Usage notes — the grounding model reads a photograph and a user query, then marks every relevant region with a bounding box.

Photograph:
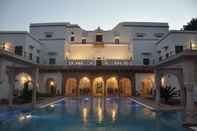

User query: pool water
[0,97,188,131]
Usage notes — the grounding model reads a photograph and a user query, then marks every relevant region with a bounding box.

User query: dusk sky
[0,0,197,31]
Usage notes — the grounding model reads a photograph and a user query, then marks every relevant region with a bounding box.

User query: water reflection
[64,97,133,125]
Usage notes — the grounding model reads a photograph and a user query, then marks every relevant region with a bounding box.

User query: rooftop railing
[65,59,132,66]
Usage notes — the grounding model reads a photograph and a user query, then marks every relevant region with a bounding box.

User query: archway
[119,78,132,96]
[65,78,77,96]
[46,78,57,95]
[160,74,181,104]
[79,77,91,96]
[106,77,118,96]
[93,77,104,96]
[141,77,154,98]
[15,72,32,96]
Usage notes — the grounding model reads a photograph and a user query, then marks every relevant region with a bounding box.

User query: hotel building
[0,22,197,111]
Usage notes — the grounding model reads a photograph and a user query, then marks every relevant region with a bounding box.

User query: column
[103,77,106,97]
[130,74,136,96]
[62,74,66,96]
[155,70,161,104]
[8,69,14,108]
[185,84,194,112]
[182,60,195,124]
[32,67,39,108]
[177,73,186,106]
[184,83,194,124]
[76,77,79,96]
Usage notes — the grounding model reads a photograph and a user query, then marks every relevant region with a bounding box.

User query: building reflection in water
[64,97,133,126]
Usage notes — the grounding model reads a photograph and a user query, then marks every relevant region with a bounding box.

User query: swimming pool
[0,97,188,131]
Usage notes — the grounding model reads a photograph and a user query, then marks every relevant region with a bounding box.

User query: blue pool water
[0,97,188,131]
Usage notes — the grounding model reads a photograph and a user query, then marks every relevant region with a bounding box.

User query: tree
[183,18,197,31]
[160,86,178,103]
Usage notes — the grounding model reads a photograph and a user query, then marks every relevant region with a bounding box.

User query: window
[36,56,40,64]
[70,36,75,42]
[175,45,183,54]
[159,56,162,62]
[96,35,103,42]
[45,32,53,38]
[37,49,40,54]
[154,33,164,38]
[15,46,23,56]
[143,58,150,65]
[165,53,169,58]
[29,53,33,60]
[136,33,145,38]
[49,58,56,64]
[114,39,119,44]
[82,39,86,44]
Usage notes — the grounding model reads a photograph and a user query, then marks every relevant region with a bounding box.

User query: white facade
[1,22,197,100]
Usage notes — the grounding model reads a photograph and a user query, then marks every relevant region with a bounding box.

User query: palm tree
[183,18,197,31]
[160,86,178,103]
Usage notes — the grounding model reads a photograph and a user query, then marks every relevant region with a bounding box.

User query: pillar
[155,70,161,104]
[184,83,194,124]
[177,72,186,106]
[76,77,79,96]
[182,60,195,124]
[130,74,136,96]
[8,69,14,108]
[185,84,194,112]
[32,67,39,108]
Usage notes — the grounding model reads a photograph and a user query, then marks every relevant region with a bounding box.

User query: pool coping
[38,98,65,108]
[128,97,155,110]
[38,97,156,110]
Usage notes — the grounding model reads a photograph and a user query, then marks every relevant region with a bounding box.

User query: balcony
[65,59,132,66]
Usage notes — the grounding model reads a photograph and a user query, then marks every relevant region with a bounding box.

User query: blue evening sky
[0,0,197,31]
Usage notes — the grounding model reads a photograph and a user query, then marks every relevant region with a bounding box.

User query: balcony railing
[65,59,132,66]
[66,59,96,65]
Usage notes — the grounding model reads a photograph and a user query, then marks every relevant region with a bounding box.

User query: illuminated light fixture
[161,77,165,87]
[111,77,116,81]
[18,113,32,121]
[191,43,197,50]
[50,104,55,108]
[26,114,32,119]
[49,81,55,86]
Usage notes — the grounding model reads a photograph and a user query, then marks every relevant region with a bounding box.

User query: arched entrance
[15,72,32,96]
[79,77,91,96]
[65,78,77,96]
[93,77,104,96]
[160,74,181,103]
[46,78,56,95]
[141,77,154,98]
[119,78,132,96]
[106,77,118,96]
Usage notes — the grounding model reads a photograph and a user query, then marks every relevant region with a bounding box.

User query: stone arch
[65,78,77,96]
[119,78,132,96]
[46,78,57,95]
[15,72,32,96]
[93,77,104,96]
[155,68,185,105]
[106,77,118,96]
[79,77,91,96]
[141,76,154,98]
